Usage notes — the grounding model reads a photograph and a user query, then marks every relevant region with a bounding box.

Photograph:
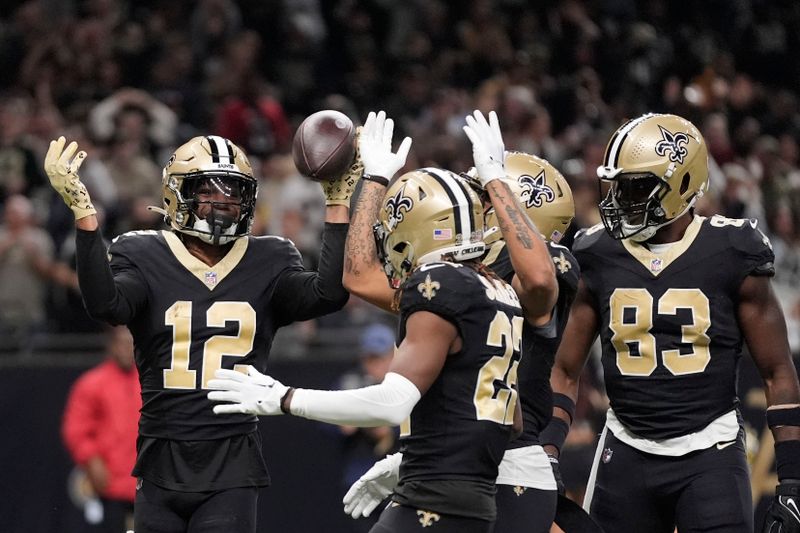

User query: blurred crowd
[2,0,799,517]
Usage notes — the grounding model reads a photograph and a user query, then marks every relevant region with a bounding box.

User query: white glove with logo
[462,110,506,187]
[359,111,412,181]
[44,136,96,220]
[342,452,402,519]
[207,366,289,416]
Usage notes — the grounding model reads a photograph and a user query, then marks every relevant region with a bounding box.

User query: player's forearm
[75,228,130,323]
[765,376,800,442]
[288,372,420,427]
[344,181,385,282]
[486,180,557,314]
[343,181,396,311]
[76,214,98,231]
[317,222,350,305]
[550,363,580,403]
[325,204,349,224]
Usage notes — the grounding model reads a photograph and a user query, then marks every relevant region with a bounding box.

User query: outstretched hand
[44,136,96,220]
[463,109,506,187]
[359,111,412,180]
[207,366,290,416]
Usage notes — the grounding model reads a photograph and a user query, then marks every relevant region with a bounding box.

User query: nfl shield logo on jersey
[649,258,663,272]
[602,448,613,464]
[205,271,218,286]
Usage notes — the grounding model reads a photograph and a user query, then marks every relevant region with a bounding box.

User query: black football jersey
[483,240,581,447]
[574,215,775,440]
[106,230,307,440]
[393,261,523,519]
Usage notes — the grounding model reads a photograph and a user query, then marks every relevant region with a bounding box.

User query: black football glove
[548,453,566,496]
[763,480,800,533]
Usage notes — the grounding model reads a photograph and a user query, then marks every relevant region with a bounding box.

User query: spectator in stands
[62,326,140,533]
[0,194,54,339]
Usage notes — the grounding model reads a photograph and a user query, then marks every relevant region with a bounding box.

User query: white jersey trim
[495,444,557,490]
[605,408,739,456]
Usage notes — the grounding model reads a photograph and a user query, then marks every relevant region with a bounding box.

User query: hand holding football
[292,110,356,181]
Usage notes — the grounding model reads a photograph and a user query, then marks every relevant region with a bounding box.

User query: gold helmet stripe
[605,113,655,169]
[422,167,475,239]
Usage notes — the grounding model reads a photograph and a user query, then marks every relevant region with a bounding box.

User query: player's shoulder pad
[248,234,303,265]
[401,262,472,314]
[705,215,775,275]
[109,229,161,254]
[705,215,773,254]
[571,223,606,254]
[549,242,581,291]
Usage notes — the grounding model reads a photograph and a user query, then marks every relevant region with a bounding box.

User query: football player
[44,134,353,533]
[207,111,526,532]
[342,111,571,532]
[549,113,800,533]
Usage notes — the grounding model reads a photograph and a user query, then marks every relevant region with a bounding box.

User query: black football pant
[134,478,258,533]
[494,485,557,532]
[585,429,752,533]
[99,497,133,533]
[369,502,493,533]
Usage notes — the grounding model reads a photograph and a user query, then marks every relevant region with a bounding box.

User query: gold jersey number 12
[163,301,256,389]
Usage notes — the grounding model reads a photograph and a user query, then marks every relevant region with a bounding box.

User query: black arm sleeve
[75,229,147,325]
[272,222,350,325]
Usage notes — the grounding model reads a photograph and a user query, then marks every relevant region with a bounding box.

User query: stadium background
[1,0,799,531]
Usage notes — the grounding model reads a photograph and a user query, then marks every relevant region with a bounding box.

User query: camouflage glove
[44,136,96,220]
[322,127,364,207]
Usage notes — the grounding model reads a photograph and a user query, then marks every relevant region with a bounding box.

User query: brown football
[292,110,356,181]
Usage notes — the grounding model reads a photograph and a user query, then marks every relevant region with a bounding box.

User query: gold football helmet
[373,167,485,288]
[161,135,257,245]
[483,151,574,244]
[597,113,709,241]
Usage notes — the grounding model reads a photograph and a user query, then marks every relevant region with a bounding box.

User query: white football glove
[342,452,402,519]
[207,366,289,416]
[463,110,506,187]
[44,136,96,220]
[359,111,412,180]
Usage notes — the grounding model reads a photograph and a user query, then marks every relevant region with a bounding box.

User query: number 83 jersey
[574,215,775,440]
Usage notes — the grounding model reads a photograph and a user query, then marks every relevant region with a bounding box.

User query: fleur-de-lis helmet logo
[518,170,555,208]
[385,185,414,230]
[655,124,690,164]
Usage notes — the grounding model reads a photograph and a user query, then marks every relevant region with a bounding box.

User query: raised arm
[45,137,144,324]
[343,111,411,313]
[463,110,557,325]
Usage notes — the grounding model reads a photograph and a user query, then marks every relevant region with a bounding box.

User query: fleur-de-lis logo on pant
[518,170,555,208]
[654,125,690,164]
[416,509,441,527]
[385,186,414,230]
